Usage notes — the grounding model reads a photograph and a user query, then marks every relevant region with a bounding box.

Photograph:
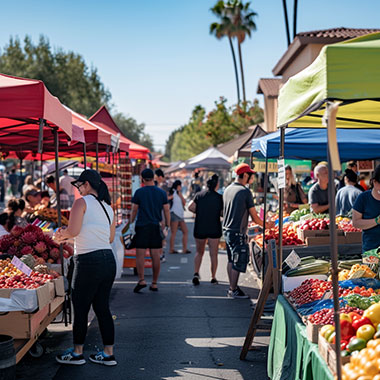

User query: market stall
[0,72,83,365]
[259,32,380,379]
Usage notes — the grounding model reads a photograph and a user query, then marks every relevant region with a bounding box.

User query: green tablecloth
[267,295,334,380]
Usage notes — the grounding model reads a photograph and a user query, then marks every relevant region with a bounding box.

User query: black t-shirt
[132,186,168,226]
[193,190,223,239]
[222,182,255,233]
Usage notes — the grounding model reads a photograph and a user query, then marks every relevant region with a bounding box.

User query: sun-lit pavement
[16,214,270,380]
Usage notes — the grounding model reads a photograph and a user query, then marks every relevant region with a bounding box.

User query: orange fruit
[364,361,379,376]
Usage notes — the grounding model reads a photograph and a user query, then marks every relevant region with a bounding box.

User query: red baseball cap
[235,163,255,175]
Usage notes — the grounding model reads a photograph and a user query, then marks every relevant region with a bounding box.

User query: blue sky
[0,0,379,150]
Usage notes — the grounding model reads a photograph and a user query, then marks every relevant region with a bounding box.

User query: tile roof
[296,27,380,39]
[273,27,380,76]
[257,78,282,97]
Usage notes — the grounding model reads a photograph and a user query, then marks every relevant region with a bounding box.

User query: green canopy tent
[276,32,380,379]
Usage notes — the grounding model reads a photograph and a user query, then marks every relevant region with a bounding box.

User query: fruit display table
[268,295,333,380]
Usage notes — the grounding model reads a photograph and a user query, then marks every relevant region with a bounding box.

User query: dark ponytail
[96,180,112,205]
[207,174,219,191]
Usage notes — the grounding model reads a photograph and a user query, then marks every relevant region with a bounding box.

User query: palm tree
[227,0,257,104]
[210,1,241,104]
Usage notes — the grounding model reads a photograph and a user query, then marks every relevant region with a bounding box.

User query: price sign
[11,256,32,276]
[277,159,286,189]
[284,250,301,270]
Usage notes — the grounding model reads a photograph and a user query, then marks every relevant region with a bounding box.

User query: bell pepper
[348,312,362,322]
[341,340,348,351]
[340,320,355,340]
[352,316,373,331]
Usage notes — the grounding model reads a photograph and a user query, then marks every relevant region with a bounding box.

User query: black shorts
[224,230,249,273]
[194,232,222,240]
[133,224,163,249]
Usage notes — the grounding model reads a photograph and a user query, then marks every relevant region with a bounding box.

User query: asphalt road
[16,216,270,380]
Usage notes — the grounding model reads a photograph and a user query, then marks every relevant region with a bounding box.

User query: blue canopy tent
[251,128,380,160]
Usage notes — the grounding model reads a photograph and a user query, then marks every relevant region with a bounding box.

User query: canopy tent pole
[31,160,35,182]
[53,128,68,327]
[112,152,116,214]
[95,142,99,172]
[325,103,342,380]
[40,153,44,190]
[19,159,23,179]
[83,143,87,169]
[261,156,269,281]
[277,126,285,294]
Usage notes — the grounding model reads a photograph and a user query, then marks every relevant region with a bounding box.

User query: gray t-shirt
[222,182,255,233]
[308,182,329,212]
[335,185,362,216]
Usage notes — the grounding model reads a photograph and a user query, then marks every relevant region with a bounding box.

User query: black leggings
[72,249,116,346]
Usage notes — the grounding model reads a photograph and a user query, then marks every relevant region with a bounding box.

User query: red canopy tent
[89,106,150,160]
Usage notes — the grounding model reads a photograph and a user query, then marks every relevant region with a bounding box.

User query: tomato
[341,340,348,351]
[356,324,375,341]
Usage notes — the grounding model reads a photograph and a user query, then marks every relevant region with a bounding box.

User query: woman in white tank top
[54,170,118,366]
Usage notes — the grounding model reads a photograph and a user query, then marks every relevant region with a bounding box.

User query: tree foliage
[165,97,263,162]
[0,35,111,118]
[112,113,154,151]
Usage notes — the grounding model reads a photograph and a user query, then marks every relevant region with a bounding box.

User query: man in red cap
[223,163,267,298]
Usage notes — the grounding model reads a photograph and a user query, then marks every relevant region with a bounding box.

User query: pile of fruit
[0,225,73,264]
[309,307,363,325]
[288,279,332,306]
[33,205,69,226]
[0,258,59,289]
[299,218,330,231]
[254,223,304,247]
[338,264,376,281]
[319,303,380,378]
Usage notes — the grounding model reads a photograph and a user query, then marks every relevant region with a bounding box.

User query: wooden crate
[306,321,324,344]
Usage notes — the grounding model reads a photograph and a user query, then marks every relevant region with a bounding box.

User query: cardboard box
[54,277,65,297]
[282,274,328,292]
[47,281,55,300]
[345,231,362,244]
[0,282,51,310]
[306,321,323,343]
[305,235,346,246]
[49,296,64,315]
[0,303,49,339]
[298,228,344,242]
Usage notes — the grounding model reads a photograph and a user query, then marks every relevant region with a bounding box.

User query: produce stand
[268,295,333,380]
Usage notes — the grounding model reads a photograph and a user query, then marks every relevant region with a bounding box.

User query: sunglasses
[73,182,85,190]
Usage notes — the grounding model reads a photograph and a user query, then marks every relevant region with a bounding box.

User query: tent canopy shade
[251,128,380,161]
[183,147,231,170]
[89,106,148,157]
[0,73,73,138]
[277,32,380,129]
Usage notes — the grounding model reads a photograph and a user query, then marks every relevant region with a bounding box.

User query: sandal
[169,250,179,254]
[133,279,147,293]
[149,282,158,292]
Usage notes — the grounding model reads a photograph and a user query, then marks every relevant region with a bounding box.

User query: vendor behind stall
[335,169,362,216]
[24,187,42,209]
[352,165,380,252]
[46,175,70,209]
[284,165,307,213]
[308,164,330,214]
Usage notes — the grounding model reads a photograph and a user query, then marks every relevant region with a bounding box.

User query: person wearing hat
[54,169,117,366]
[223,163,269,299]
[24,187,42,208]
[129,168,170,292]
[335,169,362,216]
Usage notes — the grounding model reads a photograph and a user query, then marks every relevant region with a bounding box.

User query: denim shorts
[224,230,249,273]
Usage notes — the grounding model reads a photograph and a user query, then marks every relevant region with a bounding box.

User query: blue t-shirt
[353,190,380,252]
[335,185,362,216]
[132,186,168,226]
